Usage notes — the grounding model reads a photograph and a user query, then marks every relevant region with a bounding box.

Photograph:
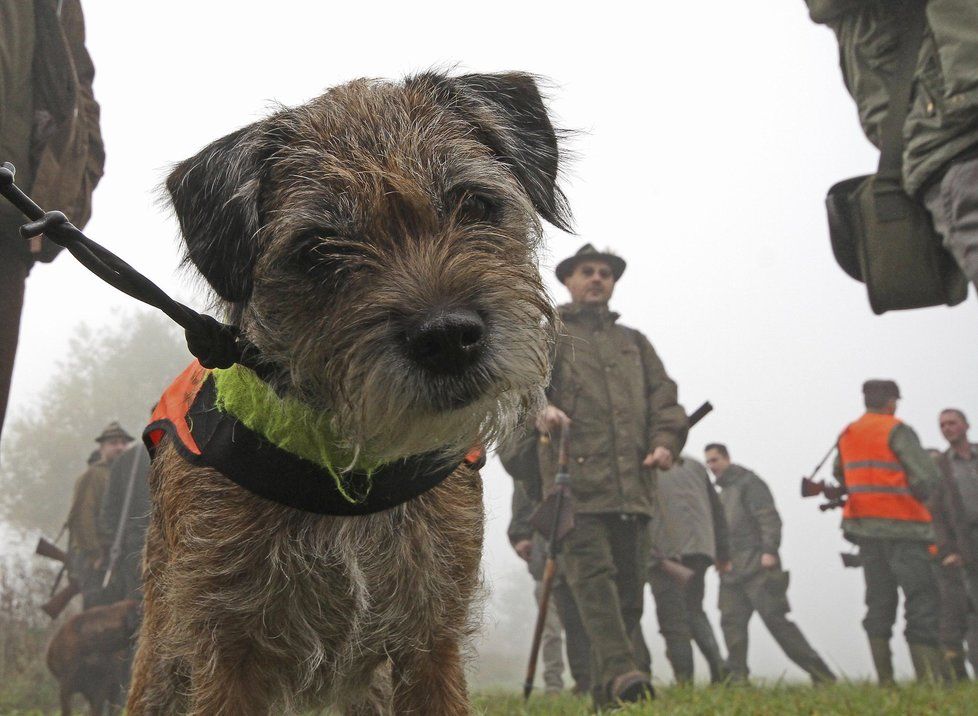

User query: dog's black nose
[407,308,486,374]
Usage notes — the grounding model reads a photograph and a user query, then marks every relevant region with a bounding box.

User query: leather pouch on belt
[826,174,967,314]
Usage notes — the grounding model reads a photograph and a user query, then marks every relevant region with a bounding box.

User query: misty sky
[5,1,978,684]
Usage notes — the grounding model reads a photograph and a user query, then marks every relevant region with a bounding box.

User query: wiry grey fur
[128,71,569,715]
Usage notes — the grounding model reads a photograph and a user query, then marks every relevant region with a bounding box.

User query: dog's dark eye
[457,193,499,224]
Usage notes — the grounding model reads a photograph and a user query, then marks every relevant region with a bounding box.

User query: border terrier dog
[127,72,569,715]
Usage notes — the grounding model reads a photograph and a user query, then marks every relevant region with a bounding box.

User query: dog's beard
[322,300,553,466]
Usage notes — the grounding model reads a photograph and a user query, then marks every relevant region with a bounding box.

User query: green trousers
[559,513,650,694]
[859,538,939,646]
[719,568,833,682]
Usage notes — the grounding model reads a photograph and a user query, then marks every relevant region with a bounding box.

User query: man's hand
[642,446,673,470]
[535,405,570,434]
[760,553,779,569]
[513,539,533,562]
[716,560,732,574]
[943,553,963,568]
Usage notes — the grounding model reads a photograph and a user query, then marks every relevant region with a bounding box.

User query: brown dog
[47,599,139,715]
[127,72,568,714]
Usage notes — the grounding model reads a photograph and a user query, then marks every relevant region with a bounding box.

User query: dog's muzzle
[405,307,486,376]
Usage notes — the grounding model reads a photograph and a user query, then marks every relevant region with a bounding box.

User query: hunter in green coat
[705,444,835,685]
[536,244,687,706]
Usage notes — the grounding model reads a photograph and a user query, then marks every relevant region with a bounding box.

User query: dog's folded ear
[166,123,280,303]
[419,72,572,233]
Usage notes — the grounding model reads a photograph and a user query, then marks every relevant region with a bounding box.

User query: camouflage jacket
[806,0,978,196]
[716,464,782,584]
[538,303,687,517]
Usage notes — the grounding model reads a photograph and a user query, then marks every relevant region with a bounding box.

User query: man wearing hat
[536,244,688,705]
[833,380,943,683]
[65,421,133,608]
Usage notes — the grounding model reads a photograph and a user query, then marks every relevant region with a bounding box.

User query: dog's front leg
[390,637,470,716]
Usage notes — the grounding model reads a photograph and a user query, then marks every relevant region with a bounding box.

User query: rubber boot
[944,648,969,682]
[869,638,895,686]
[690,614,729,684]
[908,642,944,683]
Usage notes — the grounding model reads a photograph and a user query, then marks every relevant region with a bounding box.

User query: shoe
[610,670,654,703]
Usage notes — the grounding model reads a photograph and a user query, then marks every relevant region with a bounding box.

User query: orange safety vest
[839,413,931,523]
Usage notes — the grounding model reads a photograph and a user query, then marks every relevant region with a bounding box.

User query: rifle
[36,536,68,564]
[102,446,144,589]
[799,439,847,511]
[41,579,80,619]
[36,524,73,613]
[523,419,572,701]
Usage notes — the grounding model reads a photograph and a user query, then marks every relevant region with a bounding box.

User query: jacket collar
[716,463,747,488]
[559,302,620,326]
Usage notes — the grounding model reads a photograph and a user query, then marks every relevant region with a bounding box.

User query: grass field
[3,681,978,714]
[472,682,978,715]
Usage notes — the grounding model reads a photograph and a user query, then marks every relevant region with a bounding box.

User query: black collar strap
[145,375,484,516]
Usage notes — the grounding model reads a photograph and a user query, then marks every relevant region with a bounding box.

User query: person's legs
[889,540,942,681]
[718,579,752,682]
[683,556,727,683]
[648,564,693,684]
[935,562,970,680]
[552,578,591,693]
[610,517,651,662]
[859,539,899,684]
[747,569,835,683]
[560,515,641,700]
[0,2,37,444]
[534,580,565,693]
[923,156,978,292]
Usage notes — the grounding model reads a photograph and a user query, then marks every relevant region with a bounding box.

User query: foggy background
[3,0,977,687]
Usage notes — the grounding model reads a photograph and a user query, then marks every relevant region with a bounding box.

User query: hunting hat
[862,379,901,406]
[555,243,626,283]
[95,421,134,443]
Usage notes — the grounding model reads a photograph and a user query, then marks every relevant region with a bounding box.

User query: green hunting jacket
[67,459,112,559]
[716,464,782,584]
[806,0,978,196]
[537,303,688,518]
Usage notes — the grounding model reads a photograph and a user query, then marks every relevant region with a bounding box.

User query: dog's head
[166,72,569,463]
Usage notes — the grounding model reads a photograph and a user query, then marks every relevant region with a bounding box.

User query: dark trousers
[859,538,940,646]
[552,578,592,691]
[559,513,650,692]
[719,569,831,681]
[647,560,693,683]
[936,562,978,675]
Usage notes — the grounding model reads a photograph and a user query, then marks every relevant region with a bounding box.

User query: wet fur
[128,71,568,714]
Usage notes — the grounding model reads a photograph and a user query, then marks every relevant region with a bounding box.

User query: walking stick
[523,420,572,700]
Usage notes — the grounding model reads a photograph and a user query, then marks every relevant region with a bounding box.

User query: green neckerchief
[211,364,380,503]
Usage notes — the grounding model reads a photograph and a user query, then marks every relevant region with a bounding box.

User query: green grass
[3,682,978,714]
[473,682,978,715]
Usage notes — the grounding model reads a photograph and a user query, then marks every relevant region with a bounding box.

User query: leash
[0,162,261,372]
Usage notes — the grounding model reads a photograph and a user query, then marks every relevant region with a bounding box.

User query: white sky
[6,0,978,684]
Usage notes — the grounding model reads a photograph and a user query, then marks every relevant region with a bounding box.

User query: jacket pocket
[567,451,609,501]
